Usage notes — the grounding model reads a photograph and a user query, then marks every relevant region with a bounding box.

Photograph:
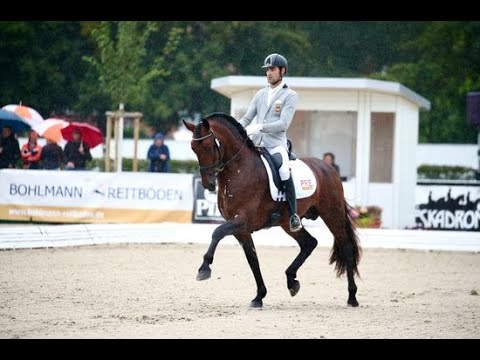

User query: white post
[117,103,124,172]
[355,92,371,206]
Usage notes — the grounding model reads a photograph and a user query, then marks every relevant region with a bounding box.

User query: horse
[183,112,361,308]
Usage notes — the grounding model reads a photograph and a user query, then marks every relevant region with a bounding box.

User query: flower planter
[350,205,382,229]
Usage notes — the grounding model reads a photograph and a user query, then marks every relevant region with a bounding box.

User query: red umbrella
[61,122,104,149]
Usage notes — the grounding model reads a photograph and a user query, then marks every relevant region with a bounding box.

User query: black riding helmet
[262,53,288,75]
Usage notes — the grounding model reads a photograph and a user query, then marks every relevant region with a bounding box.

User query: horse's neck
[220,135,248,159]
[218,145,263,185]
[212,124,264,184]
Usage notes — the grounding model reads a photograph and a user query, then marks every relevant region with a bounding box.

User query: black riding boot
[283,175,302,232]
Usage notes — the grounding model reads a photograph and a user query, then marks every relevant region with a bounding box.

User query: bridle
[192,130,249,175]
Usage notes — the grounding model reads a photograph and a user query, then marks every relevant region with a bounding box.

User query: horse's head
[184,118,220,192]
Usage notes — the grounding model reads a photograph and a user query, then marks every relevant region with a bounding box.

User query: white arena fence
[0,222,479,252]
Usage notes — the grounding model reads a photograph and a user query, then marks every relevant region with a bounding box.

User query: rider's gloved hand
[246,123,263,137]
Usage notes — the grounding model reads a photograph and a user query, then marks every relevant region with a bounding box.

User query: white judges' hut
[211,76,430,229]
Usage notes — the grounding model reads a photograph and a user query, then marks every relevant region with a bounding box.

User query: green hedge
[417,164,477,180]
[122,127,152,139]
[86,158,199,174]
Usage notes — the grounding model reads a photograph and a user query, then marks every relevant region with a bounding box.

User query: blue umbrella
[0,109,31,133]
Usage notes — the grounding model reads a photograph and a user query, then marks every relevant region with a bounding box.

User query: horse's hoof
[289,280,300,297]
[196,269,211,281]
[347,299,359,307]
[249,299,263,308]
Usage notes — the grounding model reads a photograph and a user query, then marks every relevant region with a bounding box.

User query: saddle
[256,139,297,191]
[255,140,316,228]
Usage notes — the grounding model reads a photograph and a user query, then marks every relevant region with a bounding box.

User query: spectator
[63,129,92,170]
[323,152,340,174]
[147,132,170,173]
[20,130,42,169]
[0,126,20,169]
[41,139,64,170]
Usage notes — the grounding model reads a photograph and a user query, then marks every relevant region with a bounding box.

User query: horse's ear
[202,118,210,130]
[183,119,195,133]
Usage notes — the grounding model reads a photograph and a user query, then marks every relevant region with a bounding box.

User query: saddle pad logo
[260,157,317,201]
[300,179,314,191]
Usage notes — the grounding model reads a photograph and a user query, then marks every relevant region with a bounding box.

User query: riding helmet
[262,53,288,74]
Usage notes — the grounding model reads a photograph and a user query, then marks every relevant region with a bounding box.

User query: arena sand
[0,243,478,338]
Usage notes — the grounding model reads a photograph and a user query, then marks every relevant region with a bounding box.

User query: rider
[239,53,302,232]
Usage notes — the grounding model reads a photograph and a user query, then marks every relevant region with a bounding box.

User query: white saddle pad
[260,156,317,201]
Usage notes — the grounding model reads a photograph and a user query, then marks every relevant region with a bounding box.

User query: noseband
[192,130,248,175]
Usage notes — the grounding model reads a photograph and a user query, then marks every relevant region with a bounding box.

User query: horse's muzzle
[205,182,216,192]
[201,175,216,192]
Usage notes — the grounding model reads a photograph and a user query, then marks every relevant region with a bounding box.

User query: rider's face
[266,66,283,86]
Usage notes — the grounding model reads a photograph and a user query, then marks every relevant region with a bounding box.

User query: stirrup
[289,214,302,232]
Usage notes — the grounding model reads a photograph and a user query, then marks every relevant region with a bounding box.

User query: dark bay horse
[184,113,361,308]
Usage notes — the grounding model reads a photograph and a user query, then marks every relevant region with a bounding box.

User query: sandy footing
[0,243,478,338]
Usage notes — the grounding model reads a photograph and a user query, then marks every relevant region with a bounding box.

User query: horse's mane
[202,112,256,151]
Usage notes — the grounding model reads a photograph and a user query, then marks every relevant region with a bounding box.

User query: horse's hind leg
[318,205,361,307]
[343,241,359,307]
[282,226,318,297]
[235,234,267,308]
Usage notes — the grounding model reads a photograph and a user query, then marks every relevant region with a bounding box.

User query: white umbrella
[32,118,69,146]
[2,104,44,127]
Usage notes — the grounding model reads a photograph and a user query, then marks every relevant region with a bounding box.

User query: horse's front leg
[197,219,245,281]
[235,234,267,308]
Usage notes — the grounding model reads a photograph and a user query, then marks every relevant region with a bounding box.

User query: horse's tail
[329,201,362,277]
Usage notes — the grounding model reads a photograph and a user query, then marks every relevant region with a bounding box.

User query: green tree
[149,21,313,128]
[0,21,96,117]
[298,21,426,76]
[2,21,478,144]
[372,21,480,143]
[157,21,425,127]
[83,21,182,128]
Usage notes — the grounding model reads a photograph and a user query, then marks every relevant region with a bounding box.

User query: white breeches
[266,145,290,181]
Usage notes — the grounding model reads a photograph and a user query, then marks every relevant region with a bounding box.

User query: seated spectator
[41,139,64,170]
[21,130,42,169]
[147,132,170,173]
[0,126,20,169]
[63,129,92,170]
[323,152,340,174]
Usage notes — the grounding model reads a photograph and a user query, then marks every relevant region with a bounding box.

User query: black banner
[192,176,224,223]
[415,185,480,231]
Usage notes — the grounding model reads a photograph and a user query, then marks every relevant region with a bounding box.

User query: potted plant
[349,205,382,228]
